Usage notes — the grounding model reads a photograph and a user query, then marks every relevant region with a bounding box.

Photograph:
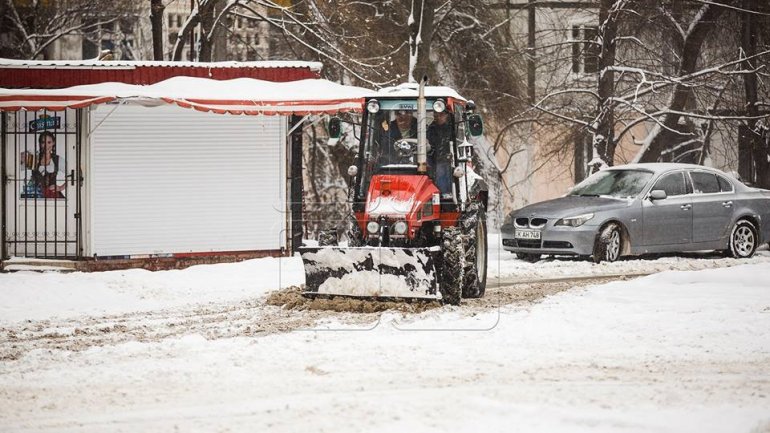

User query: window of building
[571,24,599,74]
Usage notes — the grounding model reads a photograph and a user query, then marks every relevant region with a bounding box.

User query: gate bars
[1,109,82,260]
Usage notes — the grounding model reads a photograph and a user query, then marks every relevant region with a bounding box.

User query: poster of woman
[19,131,66,199]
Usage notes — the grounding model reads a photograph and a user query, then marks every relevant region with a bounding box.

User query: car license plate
[515,229,541,240]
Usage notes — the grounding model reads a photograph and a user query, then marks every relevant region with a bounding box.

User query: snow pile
[0,257,303,323]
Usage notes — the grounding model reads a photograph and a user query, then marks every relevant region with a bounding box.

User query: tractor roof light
[366,99,380,114]
[432,98,446,113]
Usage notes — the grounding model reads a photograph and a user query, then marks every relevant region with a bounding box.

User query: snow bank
[0,257,303,323]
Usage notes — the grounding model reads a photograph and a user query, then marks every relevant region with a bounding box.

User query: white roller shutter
[89,104,286,256]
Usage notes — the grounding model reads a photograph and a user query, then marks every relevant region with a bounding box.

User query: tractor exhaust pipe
[417,75,428,173]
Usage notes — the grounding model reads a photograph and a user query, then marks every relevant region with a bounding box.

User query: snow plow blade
[300,246,440,300]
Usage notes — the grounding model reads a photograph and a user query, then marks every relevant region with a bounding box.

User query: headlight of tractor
[366,221,380,234]
[393,220,408,235]
[555,213,594,227]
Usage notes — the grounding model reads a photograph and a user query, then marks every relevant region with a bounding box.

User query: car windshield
[570,169,653,198]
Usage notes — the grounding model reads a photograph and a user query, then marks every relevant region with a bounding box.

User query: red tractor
[300,78,488,305]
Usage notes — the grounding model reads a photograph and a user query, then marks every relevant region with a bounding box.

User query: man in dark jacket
[427,111,453,196]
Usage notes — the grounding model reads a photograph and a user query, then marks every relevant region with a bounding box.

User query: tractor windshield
[359,101,455,197]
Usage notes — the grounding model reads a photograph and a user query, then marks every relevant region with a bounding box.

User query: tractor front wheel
[439,227,464,305]
[459,203,487,298]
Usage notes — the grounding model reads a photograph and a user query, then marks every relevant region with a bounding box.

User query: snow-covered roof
[372,82,466,101]
[0,76,370,115]
[0,58,323,71]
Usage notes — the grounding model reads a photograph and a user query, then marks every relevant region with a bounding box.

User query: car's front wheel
[593,223,622,263]
[728,219,758,258]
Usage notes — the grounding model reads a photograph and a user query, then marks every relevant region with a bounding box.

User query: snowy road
[1,243,769,432]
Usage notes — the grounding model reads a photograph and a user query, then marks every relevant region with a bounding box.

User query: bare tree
[0,0,139,59]
[499,0,769,189]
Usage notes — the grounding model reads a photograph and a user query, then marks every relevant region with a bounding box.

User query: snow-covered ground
[1,234,768,323]
[1,238,769,432]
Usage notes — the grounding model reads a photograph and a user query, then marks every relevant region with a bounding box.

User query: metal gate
[2,109,82,259]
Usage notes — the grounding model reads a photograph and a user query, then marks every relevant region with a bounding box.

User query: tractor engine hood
[365,174,439,219]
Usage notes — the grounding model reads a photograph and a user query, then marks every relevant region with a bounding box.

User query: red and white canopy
[0,76,369,115]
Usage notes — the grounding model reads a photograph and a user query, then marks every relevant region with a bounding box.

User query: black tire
[592,223,622,263]
[515,253,541,263]
[728,219,758,258]
[439,227,464,305]
[458,203,487,298]
[340,213,364,247]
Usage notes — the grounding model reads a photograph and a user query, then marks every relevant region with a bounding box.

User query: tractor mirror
[467,114,484,137]
[328,117,342,139]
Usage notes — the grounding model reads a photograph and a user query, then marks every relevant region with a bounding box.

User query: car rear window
[691,171,721,194]
[717,175,734,192]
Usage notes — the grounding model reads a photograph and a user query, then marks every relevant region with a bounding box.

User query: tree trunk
[638,3,726,162]
[741,0,769,187]
[150,0,165,60]
[591,0,619,173]
[408,0,435,83]
[198,3,214,62]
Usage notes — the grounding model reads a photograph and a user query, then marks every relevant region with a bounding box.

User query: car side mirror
[649,189,667,200]
[328,117,342,139]
[467,114,483,137]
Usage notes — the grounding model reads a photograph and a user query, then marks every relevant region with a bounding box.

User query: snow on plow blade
[300,246,440,300]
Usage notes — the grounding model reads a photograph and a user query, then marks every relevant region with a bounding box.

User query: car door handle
[680,204,691,210]
[722,201,733,208]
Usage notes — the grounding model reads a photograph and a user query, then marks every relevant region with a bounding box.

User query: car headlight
[555,213,594,227]
[366,221,380,234]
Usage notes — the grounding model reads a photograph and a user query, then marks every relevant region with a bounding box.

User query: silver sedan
[501,163,770,262]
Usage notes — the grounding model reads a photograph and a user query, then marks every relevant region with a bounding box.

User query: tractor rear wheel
[459,203,487,298]
[439,227,464,305]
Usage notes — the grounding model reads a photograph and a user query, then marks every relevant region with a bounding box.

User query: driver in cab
[378,110,417,167]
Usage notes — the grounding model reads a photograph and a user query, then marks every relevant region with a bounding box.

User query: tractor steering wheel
[393,138,431,158]
[393,138,418,158]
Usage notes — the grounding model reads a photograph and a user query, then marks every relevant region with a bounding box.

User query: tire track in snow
[0,276,624,361]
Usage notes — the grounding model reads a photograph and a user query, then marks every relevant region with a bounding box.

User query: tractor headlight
[366,99,380,114]
[555,213,594,227]
[393,220,408,235]
[366,221,380,234]
[432,99,446,113]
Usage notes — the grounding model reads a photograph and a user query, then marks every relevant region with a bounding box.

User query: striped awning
[0,76,368,115]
